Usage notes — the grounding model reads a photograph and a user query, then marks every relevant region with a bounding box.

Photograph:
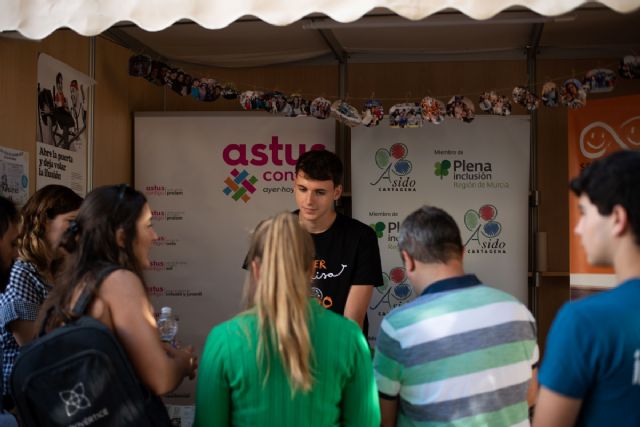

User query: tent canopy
[2,0,639,40]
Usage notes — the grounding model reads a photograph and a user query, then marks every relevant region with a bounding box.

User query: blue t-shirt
[539,278,640,427]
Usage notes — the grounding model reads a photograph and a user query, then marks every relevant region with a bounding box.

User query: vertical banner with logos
[352,116,530,344]
[568,95,640,290]
[0,145,29,207]
[135,112,334,409]
[36,53,94,196]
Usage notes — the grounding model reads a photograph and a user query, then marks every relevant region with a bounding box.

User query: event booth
[1,0,640,420]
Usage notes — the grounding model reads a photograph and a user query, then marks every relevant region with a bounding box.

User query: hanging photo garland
[126,54,637,126]
[361,99,384,127]
[446,96,475,123]
[560,79,587,109]
[540,82,560,107]
[285,93,310,117]
[221,83,239,100]
[331,100,362,127]
[479,91,512,116]
[310,97,332,119]
[512,86,540,112]
[239,90,266,110]
[264,91,288,115]
[389,103,423,128]
[619,55,640,79]
[420,96,446,124]
[583,69,616,93]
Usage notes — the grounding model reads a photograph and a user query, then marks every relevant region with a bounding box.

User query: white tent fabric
[1,0,639,40]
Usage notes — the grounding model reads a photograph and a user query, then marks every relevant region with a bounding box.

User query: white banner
[352,116,530,344]
[134,112,335,406]
[36,53,93,196]
[0,145,29,207]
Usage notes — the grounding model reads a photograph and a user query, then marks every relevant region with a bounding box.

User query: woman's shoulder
[10,259,40,278]
[201,312,257,361]
[98,268,145,297]
[211,311,256,337]
[5,259,48,294]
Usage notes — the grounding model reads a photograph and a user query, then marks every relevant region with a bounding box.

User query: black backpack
[10,265,172,427]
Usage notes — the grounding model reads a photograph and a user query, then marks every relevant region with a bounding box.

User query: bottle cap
[160,306,172,315]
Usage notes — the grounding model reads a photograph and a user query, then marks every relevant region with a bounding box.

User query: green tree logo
[370,222,386,238]
[434,160,452,179]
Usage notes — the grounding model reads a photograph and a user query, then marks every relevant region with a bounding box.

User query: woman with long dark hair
[40,185,196,396]
[194,212,379,426]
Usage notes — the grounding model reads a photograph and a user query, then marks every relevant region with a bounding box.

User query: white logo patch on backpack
[59,382,91,417]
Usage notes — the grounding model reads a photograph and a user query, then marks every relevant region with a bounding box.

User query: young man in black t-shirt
[294,150,383,331]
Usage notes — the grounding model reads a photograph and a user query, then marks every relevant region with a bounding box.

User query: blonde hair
[245,212,315,392]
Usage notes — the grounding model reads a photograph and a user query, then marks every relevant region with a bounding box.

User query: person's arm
[535,303,590,427]
[380,396,398,427]
[527,367,539,407]
[2,261,47,346]
[193,326,230,427]
[532,387,582,427]
[100,270,195,395]
[343,284,373,329]
[8,319,36,346]
[345,223,383,329]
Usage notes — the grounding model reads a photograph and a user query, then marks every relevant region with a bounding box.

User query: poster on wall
[352,116,530,344]
[135,112,335,407]
[0,145,29,206]
[568,94,640,290]
[36,53,94,196]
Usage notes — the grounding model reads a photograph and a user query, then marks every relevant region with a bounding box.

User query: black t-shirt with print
[306,212,383,324]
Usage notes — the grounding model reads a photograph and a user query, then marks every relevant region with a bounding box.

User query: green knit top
[194,301,380,427]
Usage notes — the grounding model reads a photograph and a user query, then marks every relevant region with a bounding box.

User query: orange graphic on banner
[568,95,640,275]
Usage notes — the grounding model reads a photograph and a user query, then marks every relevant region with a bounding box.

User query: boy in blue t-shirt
[534,150,640,427]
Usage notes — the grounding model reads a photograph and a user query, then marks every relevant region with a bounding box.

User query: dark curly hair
[570,150,640,245]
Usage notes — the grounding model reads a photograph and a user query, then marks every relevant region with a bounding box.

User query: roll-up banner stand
[351,116,530,345]
[135,112,335,414]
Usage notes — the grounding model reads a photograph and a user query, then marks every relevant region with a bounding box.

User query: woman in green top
[194,212,380,427]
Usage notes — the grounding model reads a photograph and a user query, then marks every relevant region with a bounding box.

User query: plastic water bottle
[157,306,178,344]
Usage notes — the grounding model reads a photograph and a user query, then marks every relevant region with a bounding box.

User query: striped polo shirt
[374,274,538,427]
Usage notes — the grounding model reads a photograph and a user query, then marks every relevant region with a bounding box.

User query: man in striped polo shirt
[374,205,539,427]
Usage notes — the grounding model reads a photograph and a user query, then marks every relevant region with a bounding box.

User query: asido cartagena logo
[370,267,413,314]
[223,168,258,203]
[370,143,416,192]
[463,204,507,254]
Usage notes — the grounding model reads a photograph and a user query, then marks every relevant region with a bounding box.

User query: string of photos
[129,54,640,128]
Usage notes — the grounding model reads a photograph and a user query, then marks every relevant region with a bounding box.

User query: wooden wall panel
[0,31,88,195]
[92,37,134,186]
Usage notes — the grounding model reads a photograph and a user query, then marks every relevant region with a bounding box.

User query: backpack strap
[37,265,123,338]
[71,265,122,317]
